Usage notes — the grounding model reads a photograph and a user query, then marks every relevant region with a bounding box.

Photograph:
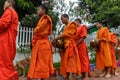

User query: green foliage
[17,45,31,76]
[0,0,5,17]
[53,62,60,69]
[18,65,29,76]
[49,12,59,31]
[41,0,59,31]
[0,0,58,31]
[17,45,31,57]
[21,14,40,28]
[87,46,96,64]
[78,0,120,28]
[18,0,58,31]
[15,0,42,19]
[88,27,98,34]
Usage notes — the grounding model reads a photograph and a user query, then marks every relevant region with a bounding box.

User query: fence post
[16,25,34,47]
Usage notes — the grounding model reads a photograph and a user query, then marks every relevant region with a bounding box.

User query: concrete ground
[19,67,120,80]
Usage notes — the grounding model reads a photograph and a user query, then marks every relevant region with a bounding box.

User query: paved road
[19,73,120,80]
[19,67,120,80]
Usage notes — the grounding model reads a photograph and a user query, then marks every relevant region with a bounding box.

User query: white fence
[16,23,34,47]
[16,23,95,47]
[16,23,54,47]
[16,22,120,47]
[15,23,60,63]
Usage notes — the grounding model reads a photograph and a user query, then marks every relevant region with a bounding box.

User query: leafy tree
[20,0,58,30]
[15,0,42,19]
[78,0,120,28]
[41,0,59,31]
[21,14,40,28]
[0,0,40,18]
[54,0,79,34]
[0,0,59,31]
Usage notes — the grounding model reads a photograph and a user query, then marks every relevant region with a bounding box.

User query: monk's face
[4,1,12,10]
[37,7,44,16]
[96,22,102,29]
[61,16,68,24]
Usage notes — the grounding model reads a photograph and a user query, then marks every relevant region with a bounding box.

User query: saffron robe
[109,33,117,69]
[28,15,55,78]
[76,25,90,72]
[0,8,18,80]
[60,22,81,77]
[96,27,112,70]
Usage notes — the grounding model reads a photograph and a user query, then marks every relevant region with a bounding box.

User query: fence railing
[17,24,120,47]
[16,23,94,47]
[16,23,54,48]
[16,23,34,47]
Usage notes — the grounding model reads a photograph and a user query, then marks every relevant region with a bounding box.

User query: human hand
[96,39,104,43]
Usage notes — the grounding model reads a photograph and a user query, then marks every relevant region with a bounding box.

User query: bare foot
[83,77,89,80]
[98,72,105,77]
[115,72,119,76]
[104,74,111,78]
[22,75,25,77]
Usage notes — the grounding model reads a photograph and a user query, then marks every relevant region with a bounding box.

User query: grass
[53,62,60,69]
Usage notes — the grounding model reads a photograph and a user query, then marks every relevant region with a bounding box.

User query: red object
[0,8,18,79]
[76,25,90,72]
[27,77,30,80]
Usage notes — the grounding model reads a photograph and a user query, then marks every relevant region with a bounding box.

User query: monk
[75,19,90,80]
[95,20,112,78]
[54,14,81,80]
[28,5,55,80]
[109,32,118,75]
[0,0,18,80]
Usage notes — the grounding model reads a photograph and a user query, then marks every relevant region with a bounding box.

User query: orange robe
[96,27,112,70]
[0,8,18,80]
[28,15,55,78]
[60,22,81,77]
[76,25,90,72]
[109,33,117,69]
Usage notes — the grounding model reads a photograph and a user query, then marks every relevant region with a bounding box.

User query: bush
[17,45,31,57]
[53,62,60,69]
[21,14,40,28]
[87,46,96,64]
